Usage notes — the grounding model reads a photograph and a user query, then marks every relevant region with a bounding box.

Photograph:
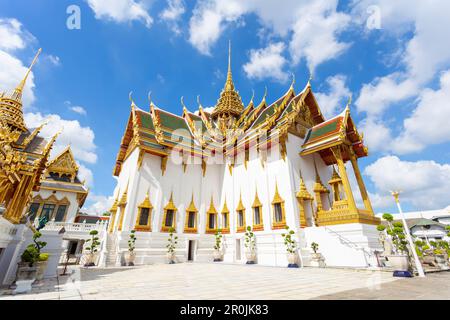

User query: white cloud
[364,156,450,210]
[24,112,97,164]
[160,0,185,34]
[315,74,351,118]
[0,19,36,106]
[391,69,450,154]
[70,105,87,115]
[188,0,246,55]
[288,0,351,71]
[243,42,288,83]
[46,54,61,67]
[78,164,94,187]
[83,193,115,215]
[0,50,36,106]
[87,0,153,28]
[357,70,450,154]
[188,0,351,73]
[0,18,33,52]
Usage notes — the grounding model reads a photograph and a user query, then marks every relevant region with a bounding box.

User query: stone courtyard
[1,263,449,300]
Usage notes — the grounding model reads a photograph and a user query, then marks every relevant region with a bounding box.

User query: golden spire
[211,40,244,121]
[15,48,42,96]
[0,48,42,132]
[225,40,234,91]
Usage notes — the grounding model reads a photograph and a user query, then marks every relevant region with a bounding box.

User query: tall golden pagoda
[0,49,59,224]
[211,41,245,134]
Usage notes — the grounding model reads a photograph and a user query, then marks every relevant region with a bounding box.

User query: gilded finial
[181,96,188,112]
[129,91,136,108]
[224,40,234,91]
[289,72,295,89]
[197,95,203,108]
[307,71,313,87]
[345,94,352,110]
[16,48,42,94]
[249,90,255,104]
[262,86,268,102]
[148,91,153,107]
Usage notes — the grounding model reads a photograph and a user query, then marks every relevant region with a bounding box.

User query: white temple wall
[108,132,381,268]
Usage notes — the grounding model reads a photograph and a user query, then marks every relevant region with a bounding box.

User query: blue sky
[1,0,450,215]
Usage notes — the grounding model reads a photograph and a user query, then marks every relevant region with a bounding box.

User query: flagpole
[391,191,425,277]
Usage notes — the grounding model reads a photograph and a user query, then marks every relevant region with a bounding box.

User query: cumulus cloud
[160,0,186,34]
[188,0,350,77]
[87,0,153,28]
[365,156,450,210]
[24,112,97,164]
[243,42,288,83]
[288,0,351,71]
[83,193,115,215]
[315,74,351,118]
[188,0,246,55]
[0,19,36,105]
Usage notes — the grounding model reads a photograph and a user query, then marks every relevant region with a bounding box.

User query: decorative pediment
[47,146,79,176]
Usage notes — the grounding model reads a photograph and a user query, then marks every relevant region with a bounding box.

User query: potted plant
[31,232,50,281]
[84,230,100,267]
[14,244,39,293]
[125,230,136,266]
[213,230,223,262]
[166,227,177,264]
[244,226,257,264]
[281,226,298,268]
[377,214,409,271]
[310,242,326,267]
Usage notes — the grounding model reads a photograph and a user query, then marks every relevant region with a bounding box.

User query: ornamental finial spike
[346,94,352,110]
[290,72,295,89]
[224,40,234,91]
[181,96,187,111]
[197,95,203,107]
[148,91,152,107]
[307,71,313,87]
[16,48,42,94]
[249,89,255,104]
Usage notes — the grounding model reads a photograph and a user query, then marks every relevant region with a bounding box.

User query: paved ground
[0,263,449,300]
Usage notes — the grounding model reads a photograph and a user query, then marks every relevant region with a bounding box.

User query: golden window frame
[220,199,230,234]
[251,189,264,231]
[206,196,218,234]
[134,191,153,232]
[271,182,287,229]
[184,194,198,233]
[236,193,246,233]
[161,192,177,232]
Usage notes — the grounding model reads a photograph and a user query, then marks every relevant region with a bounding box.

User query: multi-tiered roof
[114,47,368,176]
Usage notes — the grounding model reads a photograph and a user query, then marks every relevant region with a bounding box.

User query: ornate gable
[47,146,79,177]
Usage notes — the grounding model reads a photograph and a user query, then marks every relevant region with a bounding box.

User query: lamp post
[391,191,425,277]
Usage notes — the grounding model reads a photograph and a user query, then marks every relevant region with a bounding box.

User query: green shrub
[281,226,297,254]
[128,230,136,252]
[21,245,39,266]
[38,253,50,261]
[214,230,223,251]
[244,226,256,252]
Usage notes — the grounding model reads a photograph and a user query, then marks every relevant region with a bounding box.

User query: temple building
[0,49,66,285]
[27,146,89,224]
[0,49,59,225]
[106,45,381,268]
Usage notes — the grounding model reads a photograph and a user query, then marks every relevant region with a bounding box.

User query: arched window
[161,192,177,232]
[135,191,153,232]
[271,182,286,229]
[184,194,198,233]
